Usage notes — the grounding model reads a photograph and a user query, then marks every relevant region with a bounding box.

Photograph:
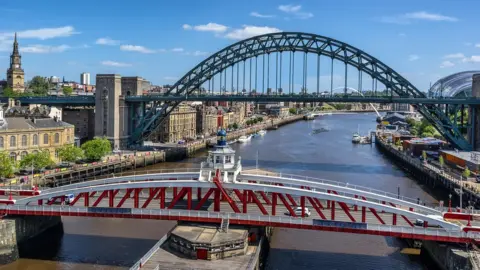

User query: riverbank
[374,133,478,270]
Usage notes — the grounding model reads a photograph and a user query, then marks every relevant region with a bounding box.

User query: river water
[2,113,442,270]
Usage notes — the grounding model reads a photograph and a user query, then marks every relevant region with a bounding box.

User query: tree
[256,117,264,122]
[289,108,297,115]
[232,123,238,129]
[19,150,54,171]
[463,167,471,180]
[2,87,17,98]
[62,86,73,96]
[29,76,49,96]
[58,145,84,163]
[0,151,16,179]
[81,137,112,161]
[439,155,445,169]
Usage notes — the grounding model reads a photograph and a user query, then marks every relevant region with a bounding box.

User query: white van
[286,207,311,217]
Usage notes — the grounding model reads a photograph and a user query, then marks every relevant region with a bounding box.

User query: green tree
[422,150,427,161]
[29,76,49,96]
[289,108,297,114]
[19,150,54,171]
[58,145,84,163]
[2,87,17,98]
[256,117,264,122]
[439,155,445,169]
[62,86,73,96]
[0,151,16,179]
[232,123,238,129]
[81,137,112,161]
[463,167,471,180]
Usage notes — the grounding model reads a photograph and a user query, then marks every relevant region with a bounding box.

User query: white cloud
[462,56,480,63]
[96,37,120,46]
[101,60,131,67]
[120,44,155,53]
[465,42,473,46]
[171,47,184,52]
[380,11,458,24]
[225,25,281,40]
[7,26,79,40]
[398,33,406,37]
[278,5,301,13]
[183,23,228,33]
[278,5,313,19]
[444,53,465,59]
[405,12,457,22]
[164,76,178,81]
[20,44,70,53]
[192,50,208,56]
[408,54,419,61]
[476,44,480,48]
[440,60,455,68]
[250,12,275,18]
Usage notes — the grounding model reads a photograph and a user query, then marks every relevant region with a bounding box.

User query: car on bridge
[286,207,311,217]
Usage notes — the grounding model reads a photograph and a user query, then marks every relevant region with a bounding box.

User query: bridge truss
[3,171,480,243]
[130,32,470,150]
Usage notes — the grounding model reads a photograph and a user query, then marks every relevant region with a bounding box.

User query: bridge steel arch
[132,32,469,150]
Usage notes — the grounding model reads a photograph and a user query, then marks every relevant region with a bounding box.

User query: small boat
[258,130,267,136]
[238,135,252,143]
[311,128,330,135]
[227,139,237,145]
[352,133,362,143]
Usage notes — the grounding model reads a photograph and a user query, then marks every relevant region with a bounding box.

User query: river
[2,113,442,269]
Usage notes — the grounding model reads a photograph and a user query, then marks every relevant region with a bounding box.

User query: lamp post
[448,193,452,212]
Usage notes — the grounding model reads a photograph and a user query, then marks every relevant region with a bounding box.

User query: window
[226,156,231,163]
[54,133,60,144]
[21,135,27,147]
[9,136,16,148]
[0,137,3,148]
[32,150,39,154]
[33,134,38,145]
[67,135,70,142]
[10,152,16,161]
[55,150,59,159]
[43,134,49,144]
[20,151,28,160]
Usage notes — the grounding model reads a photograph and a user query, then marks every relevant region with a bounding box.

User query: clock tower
[7,33,25,92]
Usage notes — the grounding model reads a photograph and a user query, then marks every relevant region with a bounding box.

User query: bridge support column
[331,201,336,220]
[468,74,480,150]
[187,188,192,210]
[361,207,366,223]
[272,193,277,216]
[214,190,220,212]
[301,196,305,217]
[197,188,201,201]
[392,214,397,225]
[242,190,248,214]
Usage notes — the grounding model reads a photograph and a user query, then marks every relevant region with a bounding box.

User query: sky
[0,0,480,91]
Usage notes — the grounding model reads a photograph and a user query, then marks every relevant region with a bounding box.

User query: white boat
[238,135,252,143]
[257,130,266,136]
[352,133,362,143]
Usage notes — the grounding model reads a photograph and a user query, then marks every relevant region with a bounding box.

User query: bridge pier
[468,74,480,150]
[0,216,61,265]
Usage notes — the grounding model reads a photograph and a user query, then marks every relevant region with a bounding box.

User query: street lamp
[448,193,452,212]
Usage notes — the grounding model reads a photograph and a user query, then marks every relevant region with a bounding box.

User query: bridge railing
[129,233,169,270]
[242,171,429,206]
[50,168,202,189]
[3,205,475,239]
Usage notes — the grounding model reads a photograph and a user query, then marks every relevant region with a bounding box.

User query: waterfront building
[0,107,75,162]
[62,108,95,142]
[269,106,289,118]
[155,104,196,143]
[196,105,219,137]
[6,33,25,93]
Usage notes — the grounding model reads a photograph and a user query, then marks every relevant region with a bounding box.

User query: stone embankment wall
[423,241,473,270]
[0,216,61,265]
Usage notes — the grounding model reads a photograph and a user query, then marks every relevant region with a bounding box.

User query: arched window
[33,134,38,145]
[21,135,27,147]
[20,151,28,160]
[54,133,60,144]
[43,134,49,144]
[10,136,16,148]
[32,150,39,154]
[10,152,16,161]
[0,137,3,148]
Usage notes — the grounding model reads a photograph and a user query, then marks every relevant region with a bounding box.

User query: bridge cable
[243,60,246,92]
[262,54,265,94]
[219,64,223,94]
[231,63,234,93]
[275,52,278,93]
[267,53,270,94]
[317,53,320,96]
[255,56,258,93]
[292,51,295,94]
[289,52,292,94]
[236,61,239,95]
[330,57,334,97]
[249,58,252,92]
[280,52,283,93]
[344,52,348,96]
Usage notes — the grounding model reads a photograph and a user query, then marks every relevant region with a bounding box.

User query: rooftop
[441,150,480,165]
[0,117,73,131]
[171,224,248,245]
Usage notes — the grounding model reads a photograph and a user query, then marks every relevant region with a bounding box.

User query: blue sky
[1,0,480,91]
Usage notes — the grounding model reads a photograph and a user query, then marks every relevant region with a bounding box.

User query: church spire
[12,32,19,55]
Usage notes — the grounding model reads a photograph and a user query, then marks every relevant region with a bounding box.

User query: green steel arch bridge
[4,32,478,150]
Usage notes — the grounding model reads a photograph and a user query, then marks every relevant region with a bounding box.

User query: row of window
[0,133,65,148]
